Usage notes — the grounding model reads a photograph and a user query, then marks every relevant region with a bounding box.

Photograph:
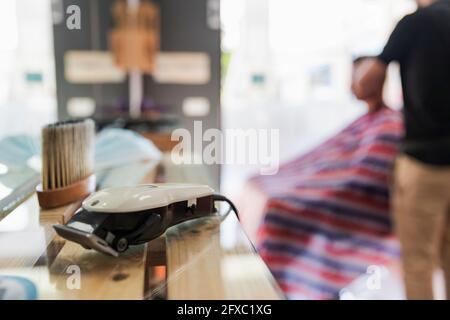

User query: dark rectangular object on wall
[52,0,221,188]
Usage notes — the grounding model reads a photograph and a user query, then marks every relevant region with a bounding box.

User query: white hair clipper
[54,183,237,257]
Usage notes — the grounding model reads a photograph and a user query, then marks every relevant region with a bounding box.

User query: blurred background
[0,0,221,189]
[0,0,416,192]
[221,0,415,194]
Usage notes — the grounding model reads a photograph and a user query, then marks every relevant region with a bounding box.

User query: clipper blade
[53,224,118,257]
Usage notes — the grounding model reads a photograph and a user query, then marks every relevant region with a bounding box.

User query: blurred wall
[52,0,125,119]
[52,0,220,128]
[52,0,221,187]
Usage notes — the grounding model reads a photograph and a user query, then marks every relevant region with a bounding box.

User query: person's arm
[352,14,417,102]
[351,58,387,101]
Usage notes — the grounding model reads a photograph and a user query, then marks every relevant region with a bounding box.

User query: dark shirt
[378,0,450,165]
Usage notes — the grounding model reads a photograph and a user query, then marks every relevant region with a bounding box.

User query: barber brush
[36,119,96,209]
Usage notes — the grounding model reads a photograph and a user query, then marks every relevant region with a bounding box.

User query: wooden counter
[0,165,283,300]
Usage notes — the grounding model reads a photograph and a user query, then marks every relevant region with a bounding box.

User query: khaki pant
[393,154,450,300]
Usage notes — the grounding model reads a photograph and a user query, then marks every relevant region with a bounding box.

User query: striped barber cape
[250,107,403,299]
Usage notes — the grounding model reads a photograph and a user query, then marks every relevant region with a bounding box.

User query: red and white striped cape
[250,107,403,299]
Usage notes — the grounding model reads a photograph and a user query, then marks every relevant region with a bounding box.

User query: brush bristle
[41,119,95,191]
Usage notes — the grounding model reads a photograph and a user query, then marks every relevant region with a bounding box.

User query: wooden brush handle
[36,175,96,209]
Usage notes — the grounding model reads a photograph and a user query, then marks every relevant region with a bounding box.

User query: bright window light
[0,0,18,51]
